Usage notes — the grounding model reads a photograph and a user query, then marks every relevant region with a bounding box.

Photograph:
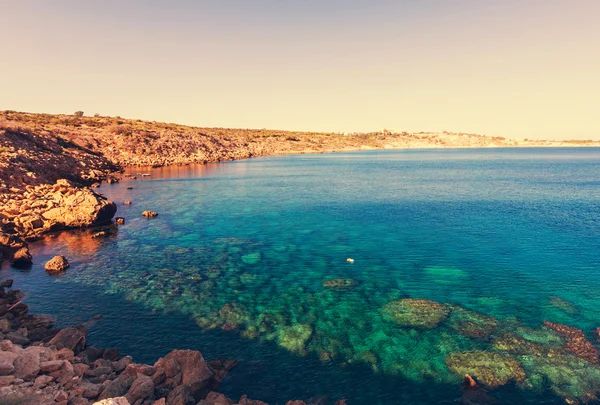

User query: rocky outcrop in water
[45,256,70,273]
[0,233,32,267]
[1,179,117,241]
[543,321,599,364]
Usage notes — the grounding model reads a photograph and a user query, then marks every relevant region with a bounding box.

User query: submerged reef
[381,299,450,329]
[447,305,499,339]
[543,321,599,364]
[322,278,359,289]
[54,234,600,404]
[445,351,526,388]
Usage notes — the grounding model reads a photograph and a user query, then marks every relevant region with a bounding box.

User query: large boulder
[13,349,41,380]
[0,233,31,266]
[48,326,87,353]
[97,372,135,400]
[11,247,32,267]
[155,350,214,402]
[125,373,154,404]
[45,255,70,272]
[42,182,117,228]
[0,351,18,375]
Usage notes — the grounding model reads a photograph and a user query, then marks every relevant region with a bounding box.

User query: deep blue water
[2,148,600,404]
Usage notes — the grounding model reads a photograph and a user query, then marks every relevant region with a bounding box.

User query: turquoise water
[2,148,600,404]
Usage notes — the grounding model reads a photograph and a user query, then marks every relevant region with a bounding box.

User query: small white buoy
[346,258,354,263]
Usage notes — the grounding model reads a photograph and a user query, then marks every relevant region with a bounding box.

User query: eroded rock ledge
[1,179,116,240]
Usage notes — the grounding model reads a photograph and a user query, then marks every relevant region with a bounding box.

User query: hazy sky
[1,1,598,139]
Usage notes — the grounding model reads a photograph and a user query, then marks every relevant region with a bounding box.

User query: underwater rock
[519,351,600,404]
[218,303,246,327]
[241,252,261,265]
[548,296,577,314]
[44,255,70,272]
[543,321,599,364]
[423,266,468,285]
[381,299,450,329]
[278,324,313,355]
[322,278,359,289]
[492,334,546,356]
[447,306,498,339]
[446,351,526,388]
[142,210,158,218]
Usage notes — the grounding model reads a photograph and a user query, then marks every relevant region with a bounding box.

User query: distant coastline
[1,108,598,248]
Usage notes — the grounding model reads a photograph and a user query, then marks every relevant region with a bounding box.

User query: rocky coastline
[1,280,349,405]
[2,111,600,404]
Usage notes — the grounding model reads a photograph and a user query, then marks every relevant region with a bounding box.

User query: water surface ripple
[3,148,600,404]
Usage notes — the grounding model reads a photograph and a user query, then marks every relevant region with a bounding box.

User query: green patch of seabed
[62,237,600,403]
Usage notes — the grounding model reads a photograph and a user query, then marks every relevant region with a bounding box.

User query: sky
[1,0,598,140]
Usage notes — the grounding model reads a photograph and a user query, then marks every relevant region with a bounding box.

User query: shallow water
[3,148,600,404]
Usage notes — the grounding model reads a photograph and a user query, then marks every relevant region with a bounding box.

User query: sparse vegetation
[0,111,597,171]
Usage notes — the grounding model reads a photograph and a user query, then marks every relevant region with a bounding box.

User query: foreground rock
[0,281,333,405]
[45,256,70,273]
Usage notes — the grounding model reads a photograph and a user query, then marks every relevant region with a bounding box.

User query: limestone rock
[156,349,214,401]
[42,183,117,228]
[44,255,70,272]
[49,326,87,353]
[97,372,134,400]
[11,247,32,267]
[93,398,131,405]
[124,373,154,404]
[13,349,41,380]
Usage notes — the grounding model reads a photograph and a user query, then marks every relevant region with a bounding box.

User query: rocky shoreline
[2,111,600,404]
[1,280,349,405]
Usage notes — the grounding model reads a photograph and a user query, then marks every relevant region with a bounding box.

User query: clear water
[2,148,600,404]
